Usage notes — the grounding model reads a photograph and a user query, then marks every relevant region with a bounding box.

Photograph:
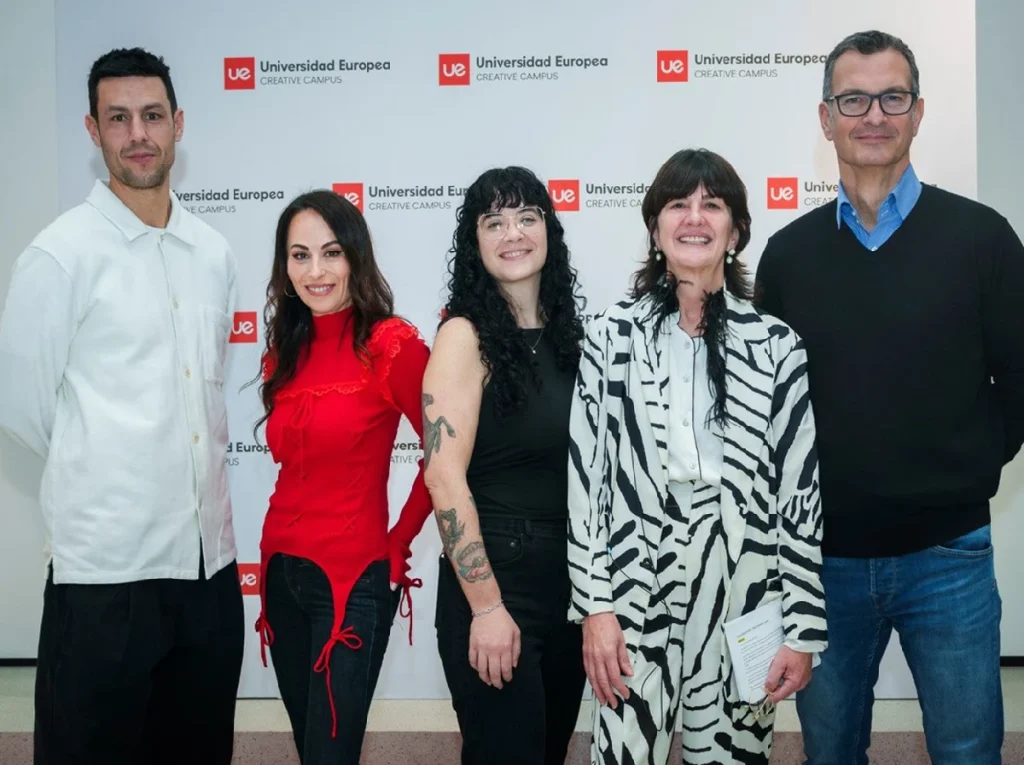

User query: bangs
[647,152,742,213]
[463,167,550,218]
[485,183,547,214]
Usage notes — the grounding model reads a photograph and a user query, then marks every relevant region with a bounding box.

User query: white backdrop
[44,0,977,699]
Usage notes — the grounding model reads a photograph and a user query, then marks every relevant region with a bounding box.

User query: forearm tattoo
[421,392,455,470]
[435,499,493,584]
[454,540,493,583]
[436,507,465,558]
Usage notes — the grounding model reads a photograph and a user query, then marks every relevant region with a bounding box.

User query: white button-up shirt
[667,321,724,487]
[0,180,238,584]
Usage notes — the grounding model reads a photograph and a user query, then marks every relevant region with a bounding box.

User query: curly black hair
[443,166,585,419]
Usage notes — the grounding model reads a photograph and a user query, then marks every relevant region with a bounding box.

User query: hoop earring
[725,248,736,265]
[284,283,297,298]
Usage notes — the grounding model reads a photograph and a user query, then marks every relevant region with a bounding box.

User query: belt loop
[522,519,533,538]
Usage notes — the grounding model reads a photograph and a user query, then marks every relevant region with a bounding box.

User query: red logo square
[238,563,260,595]
[767,177,799,209]
[439,54,470,86]
[332,183,365,213]
[657,50,688,82]
[230,311,257,343]
[548,179,580,212]
[224,57,256,90]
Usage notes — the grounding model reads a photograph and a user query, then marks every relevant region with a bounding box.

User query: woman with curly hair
[422,166,587,764]
[252,190,433,764]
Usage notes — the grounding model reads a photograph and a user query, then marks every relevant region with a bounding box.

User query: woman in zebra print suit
[568,149,828,764]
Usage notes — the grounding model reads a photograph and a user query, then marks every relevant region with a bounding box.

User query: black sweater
[756,184,1024,557]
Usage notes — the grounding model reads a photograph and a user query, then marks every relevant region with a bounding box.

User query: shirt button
[690,463,697,471]
[185,368,191,378]
[683,418,690,427]
[193,434,200,443]
[683,376,690,383]
[173,299,179,309]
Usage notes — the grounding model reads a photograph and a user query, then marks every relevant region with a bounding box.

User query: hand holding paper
[723,598,818,706]
[764,645,813,704]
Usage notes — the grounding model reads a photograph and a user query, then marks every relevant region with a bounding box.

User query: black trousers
[436,516,587,765]
[34,557,244,765]
[264,554,399,765]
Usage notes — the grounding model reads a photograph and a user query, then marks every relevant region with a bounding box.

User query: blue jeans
[265,554,399,765]
[796,525,1003,765]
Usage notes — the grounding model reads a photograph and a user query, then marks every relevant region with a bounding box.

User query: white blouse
[667,319,724,487]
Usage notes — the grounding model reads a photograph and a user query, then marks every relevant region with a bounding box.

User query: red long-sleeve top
[254,307,432,736]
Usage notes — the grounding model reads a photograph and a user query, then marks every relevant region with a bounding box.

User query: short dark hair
[88,48,177,119]
[822,30,920,101]
[633,148,752,300]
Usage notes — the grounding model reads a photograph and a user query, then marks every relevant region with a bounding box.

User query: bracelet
[471,600,504,618]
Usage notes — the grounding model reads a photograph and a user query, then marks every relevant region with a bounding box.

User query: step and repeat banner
[53,0,975,699]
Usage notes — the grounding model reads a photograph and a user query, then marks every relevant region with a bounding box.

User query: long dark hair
[631,148,754,428]
[256,190,395,431]
[444,166,585,419]
[632,148,752,302]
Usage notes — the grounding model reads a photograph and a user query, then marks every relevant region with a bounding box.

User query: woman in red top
[253,190,432,764]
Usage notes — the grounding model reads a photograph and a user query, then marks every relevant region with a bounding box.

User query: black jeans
[265,554,399,765]
[34,558,244,765]
[436,516,587,765]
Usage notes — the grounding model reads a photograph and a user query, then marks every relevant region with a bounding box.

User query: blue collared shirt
[836,164,922,251]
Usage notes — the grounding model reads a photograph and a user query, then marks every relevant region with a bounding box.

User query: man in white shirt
[0,47,243,765]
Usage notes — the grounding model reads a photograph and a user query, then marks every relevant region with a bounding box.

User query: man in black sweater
[755,30,1024,765]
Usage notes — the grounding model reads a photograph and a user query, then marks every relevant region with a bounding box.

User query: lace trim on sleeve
[369,319,422,409]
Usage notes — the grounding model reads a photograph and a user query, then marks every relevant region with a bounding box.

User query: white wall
[977,0,1024,657]
[0,0,1021,659]
[0,0,56,657]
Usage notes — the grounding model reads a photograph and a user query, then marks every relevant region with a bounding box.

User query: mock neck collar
[311,304,355,340]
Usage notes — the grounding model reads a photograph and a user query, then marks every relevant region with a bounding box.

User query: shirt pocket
[198,306,231,385]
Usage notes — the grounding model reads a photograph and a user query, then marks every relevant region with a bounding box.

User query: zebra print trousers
[590,482,775,764]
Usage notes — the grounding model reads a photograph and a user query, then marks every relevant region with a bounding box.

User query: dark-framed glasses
[477,206,545,241]
[827,90,918,117]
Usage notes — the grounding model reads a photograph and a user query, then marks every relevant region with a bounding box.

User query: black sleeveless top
[466,328,574,521]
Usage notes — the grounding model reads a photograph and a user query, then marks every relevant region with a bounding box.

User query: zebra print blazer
[567,291,828,675]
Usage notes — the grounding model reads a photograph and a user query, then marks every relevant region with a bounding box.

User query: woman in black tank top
[422,166,587,765]
[467,326,574,521]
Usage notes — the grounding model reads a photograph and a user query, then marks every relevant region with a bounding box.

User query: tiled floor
[2,667,1023,763]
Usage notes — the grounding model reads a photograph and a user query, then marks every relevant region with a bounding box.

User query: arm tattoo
[435,498,493,583]
[455,540,493,583]
[422,392,455,469]
[436,507,465,558]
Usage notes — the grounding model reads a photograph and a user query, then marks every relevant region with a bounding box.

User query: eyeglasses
[826,90,918,117]
[477,207,545,241]
[751,694,775,722]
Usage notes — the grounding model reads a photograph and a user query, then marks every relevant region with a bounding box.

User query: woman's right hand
[468,605,521,689]
[583,611,633,708]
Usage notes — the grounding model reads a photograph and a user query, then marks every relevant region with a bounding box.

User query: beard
[103,141,174,190]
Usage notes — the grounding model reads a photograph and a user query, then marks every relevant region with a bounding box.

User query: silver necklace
[524,326,545,354]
